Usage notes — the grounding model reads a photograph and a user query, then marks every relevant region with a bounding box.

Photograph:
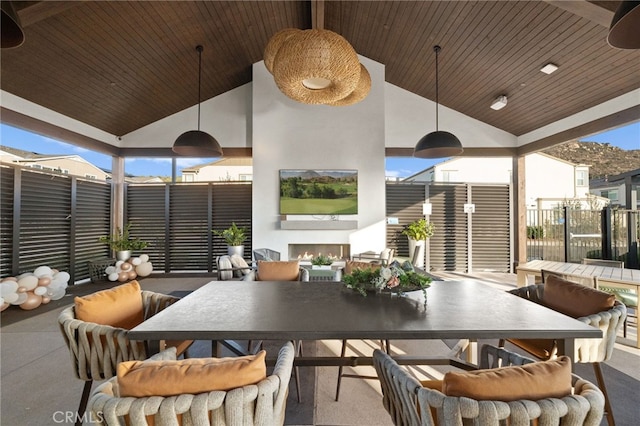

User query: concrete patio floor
[1,271,638,425]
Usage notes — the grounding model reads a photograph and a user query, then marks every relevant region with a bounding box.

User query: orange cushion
[117,350,267,397]
[345,260,381,275]
[257,260,300,281]
[543,275,615,318]
[507,338,556,360]
[442,356,572,401]
[74,280,144,329]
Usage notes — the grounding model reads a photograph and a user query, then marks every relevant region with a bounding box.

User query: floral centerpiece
[342,261,431,298]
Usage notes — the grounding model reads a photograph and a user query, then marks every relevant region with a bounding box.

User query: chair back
[253,248,281,262]
[509,284,626,363]
[373,344,605,426]
[89,342,295,426]
[58,290,183,382]
[541,269,597,288]
[380,248,395,265]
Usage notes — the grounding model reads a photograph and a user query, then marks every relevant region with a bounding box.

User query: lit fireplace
[288,244,350,261]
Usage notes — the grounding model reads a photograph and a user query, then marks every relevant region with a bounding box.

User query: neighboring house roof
[0,145,58,159]
[182,157,253,172]
[590,168,640,189]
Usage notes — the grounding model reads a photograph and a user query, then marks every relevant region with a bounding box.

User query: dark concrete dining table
[129,279,602,366]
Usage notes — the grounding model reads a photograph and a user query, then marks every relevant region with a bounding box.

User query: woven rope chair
[373,344,605,426]
[89,342,295,426]
[58,290,191,426]
[499,283,626,425]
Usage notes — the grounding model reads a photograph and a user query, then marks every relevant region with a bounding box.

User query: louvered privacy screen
[0,165,111,282]
[2,165,518,282]
[126,182,252,272]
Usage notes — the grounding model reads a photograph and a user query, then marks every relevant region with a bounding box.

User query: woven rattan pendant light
[172,45,223,157]
[414,46,463,159]
[271,29,360,104]
[328,63,371,106]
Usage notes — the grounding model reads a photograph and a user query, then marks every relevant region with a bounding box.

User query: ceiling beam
[311,0,324,30]
[543,0,614,27]
[1,107,120,156]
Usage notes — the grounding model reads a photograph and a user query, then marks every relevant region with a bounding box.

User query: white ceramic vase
[408,239,425,268]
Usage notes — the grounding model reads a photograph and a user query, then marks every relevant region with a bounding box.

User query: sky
[1,121,638,179]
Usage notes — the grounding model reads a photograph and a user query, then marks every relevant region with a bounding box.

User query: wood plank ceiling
[1,1,638,144]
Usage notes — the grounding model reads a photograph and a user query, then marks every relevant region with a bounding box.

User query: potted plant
[311,254,334,269]
[401,219,435,269]
[213,222,247,256]
[99,223,148,261]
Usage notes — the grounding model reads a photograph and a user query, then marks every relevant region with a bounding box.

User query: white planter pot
[312,265,332,270]
[228,245,244,257]
[116,250,132,261]
[408,239,425,268]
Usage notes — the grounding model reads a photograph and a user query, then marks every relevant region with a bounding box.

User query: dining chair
[499,276,626,425]
[216,255,253,280]
[373,344,605,425]
[58,281,193,426]
[89,342,295,426]
[352,248,395,266]
[582,258,637,338]
[240,259,306,402]
[253,248,281,262]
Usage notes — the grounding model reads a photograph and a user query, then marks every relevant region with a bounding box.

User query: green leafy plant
[527,226,544,239]
[342,262,431,298]
[401,218,435,240]
[311,254,334,266]
[99,223,148,251]
[213,222,247,246]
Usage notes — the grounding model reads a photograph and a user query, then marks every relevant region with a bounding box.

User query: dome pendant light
[414,45,463,159]
[607,1,640,49]
[172,45,223,157]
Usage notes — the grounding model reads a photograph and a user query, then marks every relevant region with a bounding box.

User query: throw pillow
[117,350,267,397]
[442,356,572,401]
[543,274,615,318]
[217,256,233,280]
[257,260,300,281]
[74,280,144,329]
[345,260,381,275]
[230,254,252,276]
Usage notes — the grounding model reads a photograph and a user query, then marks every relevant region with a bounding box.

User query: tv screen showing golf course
[279,169,358,215]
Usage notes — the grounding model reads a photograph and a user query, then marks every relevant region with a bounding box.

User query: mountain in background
[542,141,640,179]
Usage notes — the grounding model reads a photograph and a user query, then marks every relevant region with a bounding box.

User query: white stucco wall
[385,84,517,149]
[122,84,252,148]
[251,56,387,257]
[525,154,580,208]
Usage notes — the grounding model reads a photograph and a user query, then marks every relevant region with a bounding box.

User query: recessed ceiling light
[490,95,508,110]
[540,63,559,74]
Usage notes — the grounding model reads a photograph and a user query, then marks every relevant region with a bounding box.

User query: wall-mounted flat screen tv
[280,169,358,215]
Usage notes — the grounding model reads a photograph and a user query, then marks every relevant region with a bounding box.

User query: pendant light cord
[196,45,203,131]
[434,45,441,132]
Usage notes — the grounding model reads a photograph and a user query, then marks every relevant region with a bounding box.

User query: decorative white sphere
[18,275,39,291]
[135,262,153,277]
[33,266,54,277]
